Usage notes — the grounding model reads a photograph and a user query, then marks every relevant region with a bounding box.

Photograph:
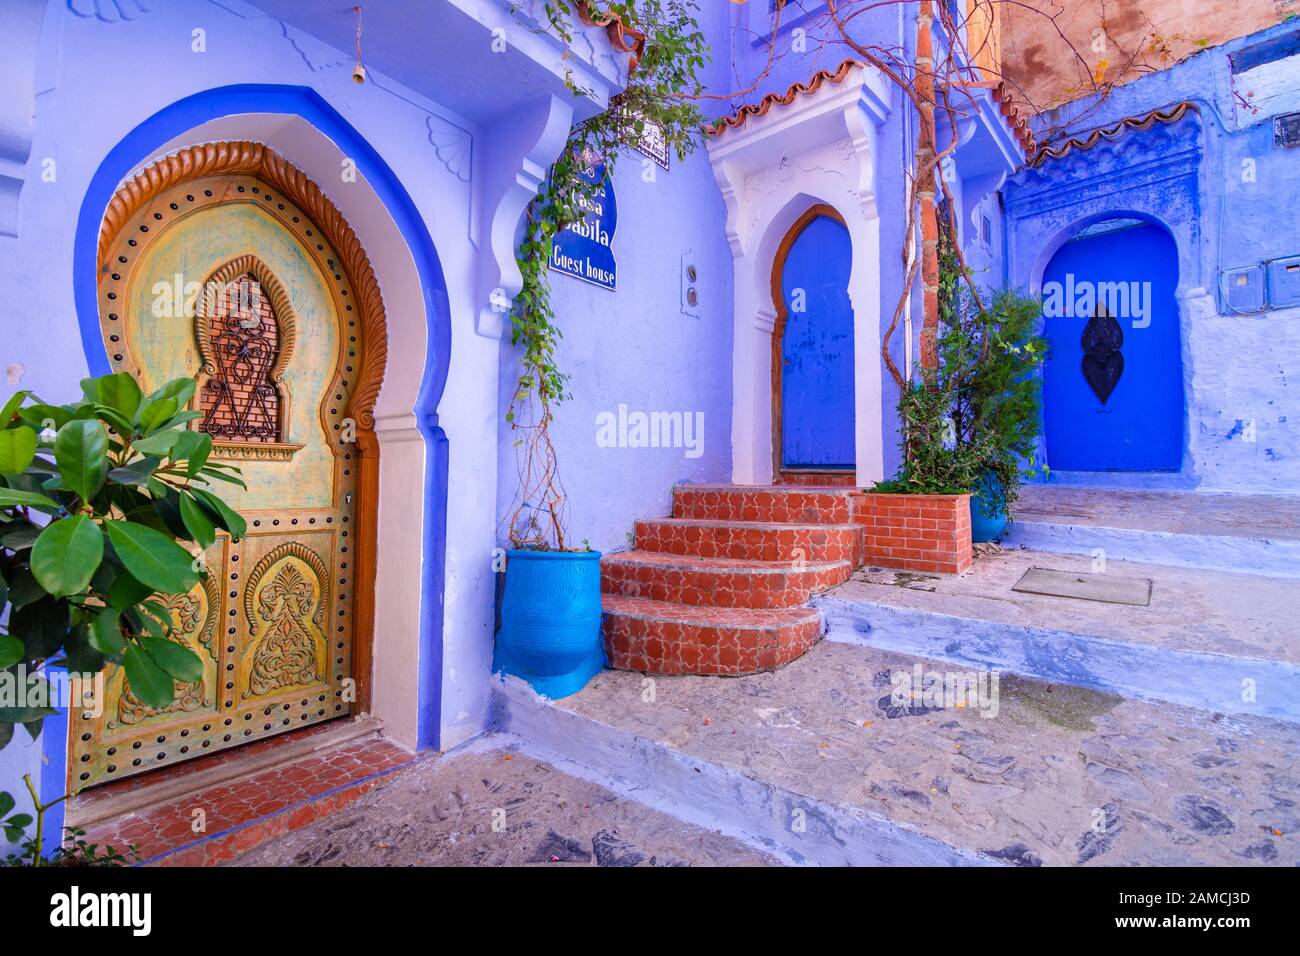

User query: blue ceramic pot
[494,549,604,699]
[969,472,1008,543]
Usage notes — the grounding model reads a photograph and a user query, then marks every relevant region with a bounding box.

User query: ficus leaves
[0,373,247,740]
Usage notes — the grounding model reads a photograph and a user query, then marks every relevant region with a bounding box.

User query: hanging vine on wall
[503,1,709,551]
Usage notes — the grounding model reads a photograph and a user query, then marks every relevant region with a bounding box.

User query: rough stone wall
[999,0,1295,114]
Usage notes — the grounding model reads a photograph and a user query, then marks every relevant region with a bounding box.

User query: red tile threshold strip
[70,720,425,866]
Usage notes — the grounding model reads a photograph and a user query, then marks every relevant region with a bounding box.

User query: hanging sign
[615,103,670,170]
[549,163,617,292]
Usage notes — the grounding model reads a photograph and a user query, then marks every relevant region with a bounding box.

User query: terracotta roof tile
[576,2,646,76]
[941,79,1037,156]
[1030,101,1198,166]
[707,58,861,137]
[709,61,1036,158]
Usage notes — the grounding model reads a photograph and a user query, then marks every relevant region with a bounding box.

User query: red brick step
[602,550,852,609]
[673,483,854,524]
[602,593,822,676]
[634,517,861,563]
[603,485,873,677]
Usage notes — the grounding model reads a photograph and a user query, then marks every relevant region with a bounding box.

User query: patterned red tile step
[602,550,851,609]
[602,593,822,675]
[71,721,348,809]
[673,484,854,524]
[776,471,858,487]
[634,517,861,563]
[78,733,420,866]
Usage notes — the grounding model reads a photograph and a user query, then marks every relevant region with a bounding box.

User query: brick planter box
[850,492,972,575]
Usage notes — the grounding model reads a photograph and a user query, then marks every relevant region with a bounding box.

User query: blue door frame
[773,207,856,474]
[1041,220,1184,471]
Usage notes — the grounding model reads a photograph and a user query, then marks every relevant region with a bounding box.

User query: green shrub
[882,286,1048,517]
[0,372,246,751]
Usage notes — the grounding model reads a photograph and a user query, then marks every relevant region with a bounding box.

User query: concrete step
[672,483,855,524]
[1003,485,1300,578]
[494,640,1300,866]
[601,593,822,675]
[814,547,1300,723]
[601,550,852,609]
[634,516,861,563]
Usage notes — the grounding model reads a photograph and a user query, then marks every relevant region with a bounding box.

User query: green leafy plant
[504,0,709,550]
[0,372,246,751]
[878,229,1048,517]
[2,774,135,867]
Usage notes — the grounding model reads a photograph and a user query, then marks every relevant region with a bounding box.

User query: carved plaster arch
[707,63,892,486]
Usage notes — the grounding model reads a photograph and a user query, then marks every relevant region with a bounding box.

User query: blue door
[780,215,855,470]
[1041,222,1183,471]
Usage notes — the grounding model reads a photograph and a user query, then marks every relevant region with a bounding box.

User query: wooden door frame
[768,202,854,483]
[92,141,387,732]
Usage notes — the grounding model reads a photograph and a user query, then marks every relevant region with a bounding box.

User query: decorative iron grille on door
[196,255,304,460]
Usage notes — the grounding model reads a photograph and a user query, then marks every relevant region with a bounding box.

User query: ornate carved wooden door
[71,143,384,789]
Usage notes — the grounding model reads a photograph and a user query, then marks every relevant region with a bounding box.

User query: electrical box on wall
[1267,256,1300,308]
[1220,264,1266,314]
[681,251,700,317]
[1275,112,1300,149]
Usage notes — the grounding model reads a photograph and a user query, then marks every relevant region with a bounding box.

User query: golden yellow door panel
[72,143,385,789]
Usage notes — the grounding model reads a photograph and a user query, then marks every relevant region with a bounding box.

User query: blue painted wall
[496,0,736,549]
[1010,21,1300,492]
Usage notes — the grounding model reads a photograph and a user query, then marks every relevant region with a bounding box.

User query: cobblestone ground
[229,747,773,867]
[559,642,1300,866]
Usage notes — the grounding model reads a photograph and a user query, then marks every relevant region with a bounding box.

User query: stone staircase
[600,485,861,675]
[489,481,1300,866]
[1002,484,1300,578]
[816,483,1300,721]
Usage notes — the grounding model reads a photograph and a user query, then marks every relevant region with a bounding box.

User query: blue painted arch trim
[70,84,451,762]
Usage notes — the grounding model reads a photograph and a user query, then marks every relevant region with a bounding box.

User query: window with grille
[199,273,284,443]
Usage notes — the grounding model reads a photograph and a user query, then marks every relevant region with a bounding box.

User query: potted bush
[492,2,709,698]
[940,284,1048,541]
[0,372,245,858]
[878,286,1047,541]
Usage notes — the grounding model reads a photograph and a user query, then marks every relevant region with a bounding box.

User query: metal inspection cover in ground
[1011,567,1152,606]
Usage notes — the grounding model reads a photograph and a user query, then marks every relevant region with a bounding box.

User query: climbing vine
[504,1,709,550]
[502,1,1118,547]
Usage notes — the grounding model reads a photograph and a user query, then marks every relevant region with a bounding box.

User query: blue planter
[970,472,1008,543]
[494,549,604,699]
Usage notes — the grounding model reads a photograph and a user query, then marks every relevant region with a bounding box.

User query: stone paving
[229,747,773,867]
[1014,485,1300,540]
[830,547,1298,664]
[558,640,1300,866]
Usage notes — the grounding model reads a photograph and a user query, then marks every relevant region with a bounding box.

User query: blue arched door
[1041,221,1184,471]
[778,213,855,472]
